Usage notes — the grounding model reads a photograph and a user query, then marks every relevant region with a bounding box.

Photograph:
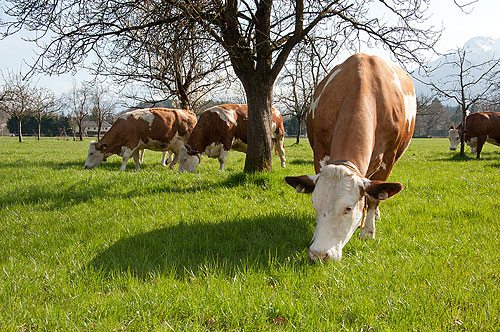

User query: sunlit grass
[0,136,499,330]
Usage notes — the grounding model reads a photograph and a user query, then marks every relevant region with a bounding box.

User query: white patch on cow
[309,165,366,261]
[319,155,330,171]
[448,129,460,151]
[273,107,281,118]
[309,66,342,119]
[392,66,404,95]
[121,109,155,127]
[204,142,224,158]
[271,122,277,138]
[468,137,478,153]
[84,141,105,169]
[209,107,237,127]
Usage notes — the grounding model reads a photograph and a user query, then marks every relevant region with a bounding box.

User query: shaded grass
[0,137,499,330]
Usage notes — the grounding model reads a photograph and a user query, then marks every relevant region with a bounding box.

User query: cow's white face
[448,129,460,151]
[309,166,366,261]
[178,145,200,173]
[84,141,105,169]
[286,165,403,261]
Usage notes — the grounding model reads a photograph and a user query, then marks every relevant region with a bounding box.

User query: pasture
[0,137,499,331]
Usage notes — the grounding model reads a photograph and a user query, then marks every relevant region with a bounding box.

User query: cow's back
[188,104,248,151]
[467,112,500,139]
[307,53,416,178]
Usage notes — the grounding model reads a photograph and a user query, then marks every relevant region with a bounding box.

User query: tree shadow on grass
[88,213,314,279]
[0,170,271,210]
[289,159,314,166]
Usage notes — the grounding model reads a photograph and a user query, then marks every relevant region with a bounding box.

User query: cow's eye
[343,207,353,214]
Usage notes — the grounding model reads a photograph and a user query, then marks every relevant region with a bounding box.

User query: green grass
[1,136,499,331]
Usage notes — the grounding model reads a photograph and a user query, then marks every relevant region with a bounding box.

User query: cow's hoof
[359,229,375,240]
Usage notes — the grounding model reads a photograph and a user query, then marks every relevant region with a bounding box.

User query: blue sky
[0,0,499,96]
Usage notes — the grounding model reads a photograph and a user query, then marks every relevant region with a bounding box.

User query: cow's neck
[328,108,375,176]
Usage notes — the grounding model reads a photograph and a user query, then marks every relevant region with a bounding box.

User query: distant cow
[285,53,416,261]
[84,108,197,171]
[448,112,500,158]
[178,104,286,172]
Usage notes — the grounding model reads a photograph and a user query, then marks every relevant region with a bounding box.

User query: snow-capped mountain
[412,36,500,102]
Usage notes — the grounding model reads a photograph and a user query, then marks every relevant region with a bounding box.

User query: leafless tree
[275,36,340,144]
[422,47,500,156]
[0,71,38,142]
[96,17,229,113]
[64,83,92,141]
[414,96,450,137]
[32,88,56,140]
[90,83,116,140]
[1,0,440,172]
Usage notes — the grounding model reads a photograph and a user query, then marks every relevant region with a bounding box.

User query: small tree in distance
[0,71,37,142]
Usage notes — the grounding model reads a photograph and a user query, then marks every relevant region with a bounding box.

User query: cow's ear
[185,144,199,155]
[96,142,107,151]
[364,180,403,200]
[449,124,455,130]
[285,175,318,194]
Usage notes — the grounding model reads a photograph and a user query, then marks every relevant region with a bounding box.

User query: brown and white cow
[448,112,500,158]
[178,104,286,172]
[84,108,197,171]
[285,53,416,261]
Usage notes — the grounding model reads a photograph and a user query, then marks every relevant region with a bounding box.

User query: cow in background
[285,53,416,261]
[84,108,197,171]
[178,104,286,172]
[448,112,500,158]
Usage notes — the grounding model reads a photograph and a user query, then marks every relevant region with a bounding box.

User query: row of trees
[0,72,116,142]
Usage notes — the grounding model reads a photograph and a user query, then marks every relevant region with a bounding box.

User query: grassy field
[0,136,499,331]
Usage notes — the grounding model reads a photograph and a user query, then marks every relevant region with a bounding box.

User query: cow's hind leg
[275,135,286,168]
[132,149,141,171]
[218,150,230,171]
[360,196,379,240]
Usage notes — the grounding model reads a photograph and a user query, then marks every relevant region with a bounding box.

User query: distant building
[83,120,112,136]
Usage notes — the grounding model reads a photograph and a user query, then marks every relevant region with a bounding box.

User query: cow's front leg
[218,150,230,171]
[476,136,486,159]
[132,149,141,171]
[169,152,179,169]
[276,136,286,168]
[360,197,379,240]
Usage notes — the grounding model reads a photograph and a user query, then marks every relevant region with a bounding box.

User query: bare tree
[1,0,440,172]
[423,47,500,156]
[97,17,229,113]
[64,83,92,141]
[414,96,450,137]
[0,71,37,142]
[32,88,56,140]
[276,36,340,144]
[90,83,116,140]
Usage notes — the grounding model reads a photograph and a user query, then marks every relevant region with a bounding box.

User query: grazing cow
[448,112,500,158]
[178,104,286,172]
[84,108,197,171]
[285,53,416,261]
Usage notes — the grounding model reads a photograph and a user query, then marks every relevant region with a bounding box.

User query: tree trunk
[243,81,274,173]
[17,118,23,143]
[78,122,84,141]
[460,105,466,157]
[37,121,41,140]
[296,118,302,144]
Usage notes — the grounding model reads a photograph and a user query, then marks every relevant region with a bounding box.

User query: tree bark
[460,105,466,157]
[37,121,41,140]
[243,81,274,173]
